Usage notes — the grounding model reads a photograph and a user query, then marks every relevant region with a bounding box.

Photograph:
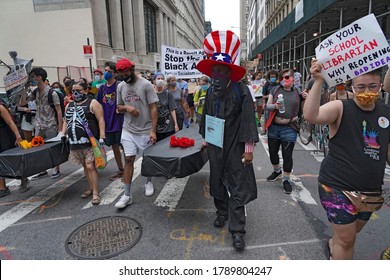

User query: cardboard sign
[3,67,29,91]
[315,14,390,87]
[161,45,204,79]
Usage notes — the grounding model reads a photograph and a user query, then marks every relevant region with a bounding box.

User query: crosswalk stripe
[82,157,143,209]
[154,177,190,211]
[0,151,114,233]
[259,134,317,205]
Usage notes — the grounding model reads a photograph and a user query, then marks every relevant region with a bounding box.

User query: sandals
[81,189,93,198]
[92,194,101,205]
[110,170,124,181]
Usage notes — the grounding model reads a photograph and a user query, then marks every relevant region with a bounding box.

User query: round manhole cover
[65,216,142,259]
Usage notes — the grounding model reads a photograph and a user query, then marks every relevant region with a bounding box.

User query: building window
[144,1,157,53]
[105,0,113,47]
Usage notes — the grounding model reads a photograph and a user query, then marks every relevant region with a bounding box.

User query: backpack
[48,89,65,121]
[33,88,65,122]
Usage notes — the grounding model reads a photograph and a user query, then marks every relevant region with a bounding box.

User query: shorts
[105,131,122,146]
[187,94,194,108]
[21,115,35,131]
[121,130,151,156]
[267,123,297,143]
[318,183,373,224]
[69,147,95,165]
[255,98,263,106]
[37,126,58,140]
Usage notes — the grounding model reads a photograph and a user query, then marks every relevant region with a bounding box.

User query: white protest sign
[315,14,390,87]
[161,45,204,79]
[3,67,29,91]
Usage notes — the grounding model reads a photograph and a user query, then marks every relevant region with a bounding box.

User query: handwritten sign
[3,67,29,91]
[315,14,390,87]
[161,45,205,79]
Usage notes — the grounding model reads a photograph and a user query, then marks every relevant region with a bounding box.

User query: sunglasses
[283,75,291,80]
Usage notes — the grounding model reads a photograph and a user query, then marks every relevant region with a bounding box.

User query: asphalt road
[0,125,389,260]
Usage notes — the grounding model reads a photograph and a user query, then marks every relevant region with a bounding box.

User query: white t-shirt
[117,77,159,135]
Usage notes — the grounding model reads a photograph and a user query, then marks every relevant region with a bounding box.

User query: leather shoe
[232,235,245,250]
[213,215,228,228]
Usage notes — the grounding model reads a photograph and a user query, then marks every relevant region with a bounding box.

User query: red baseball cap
[93,68,103,75]
[116,58,135,71]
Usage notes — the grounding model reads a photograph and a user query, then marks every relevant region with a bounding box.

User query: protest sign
[3,67,29,91]
[315,14,390,87]
[161,45,205,79]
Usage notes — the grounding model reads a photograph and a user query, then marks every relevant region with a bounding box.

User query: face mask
[270,77,277,83]
[281,79,293,88]
[94,75,101,82]
[336,84,346,91]
[30,80,38,86]
[168,82,177,88]
[202,85,209,91]
[104,71,113,80]
[156,80,165,88]
[73,90,87,102]
[355,91,379,106]
[53,88,62,94]
[124,73,136,84]
[211,72,230,92]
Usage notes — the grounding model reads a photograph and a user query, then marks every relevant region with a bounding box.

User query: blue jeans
[267,123,297,142]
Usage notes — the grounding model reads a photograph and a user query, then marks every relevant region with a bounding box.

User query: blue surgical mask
[104,71,113,80]
[30,80,37,86]
[202,85,209,91]
[270,77,277,83]
[94,74,101,82]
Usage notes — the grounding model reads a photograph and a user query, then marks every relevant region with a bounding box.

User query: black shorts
[105,131,122,146]
[187,94,194,107]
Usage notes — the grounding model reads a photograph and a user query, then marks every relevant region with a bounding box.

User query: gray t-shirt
[117,77,159,134]
[168,87,184,118]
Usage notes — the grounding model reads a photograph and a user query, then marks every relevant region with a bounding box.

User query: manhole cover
[65,216,142,259]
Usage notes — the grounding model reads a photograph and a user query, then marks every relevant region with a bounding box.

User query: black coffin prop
[141,126,208,178]
[0,141,69,178]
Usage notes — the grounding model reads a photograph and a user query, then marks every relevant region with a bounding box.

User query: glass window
[144,1,157,53]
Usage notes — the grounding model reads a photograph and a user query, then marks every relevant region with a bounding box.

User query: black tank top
[65,98,99,150]
[319,100,390,192]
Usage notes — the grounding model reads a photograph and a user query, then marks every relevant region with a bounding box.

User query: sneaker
[19,179,30,193]
[0,187,11,198]
[144,181,154,196]
[283,180,293,194]
[115,194,133,209]
[51,169,60,179]
[266,171,282,181]
[31,171,48,181]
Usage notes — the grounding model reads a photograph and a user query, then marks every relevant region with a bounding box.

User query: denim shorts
[267,123,297,143]
[318,183,372,224]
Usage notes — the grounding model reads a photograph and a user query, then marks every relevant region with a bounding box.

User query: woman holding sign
[304,60,390,260]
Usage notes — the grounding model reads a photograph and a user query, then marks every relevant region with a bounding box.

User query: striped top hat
[197,30,246,82]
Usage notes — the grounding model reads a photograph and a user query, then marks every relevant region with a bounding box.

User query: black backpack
[33,88,65,121]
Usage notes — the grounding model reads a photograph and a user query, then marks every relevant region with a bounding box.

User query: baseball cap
[93,68,103,75]
[116,58,135,71]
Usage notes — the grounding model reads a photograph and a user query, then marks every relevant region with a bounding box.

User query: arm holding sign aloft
[383,67,390,93]
[303,60,343,128]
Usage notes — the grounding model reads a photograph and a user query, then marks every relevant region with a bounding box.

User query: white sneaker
[115,195,132,209]
[144,181,154,196]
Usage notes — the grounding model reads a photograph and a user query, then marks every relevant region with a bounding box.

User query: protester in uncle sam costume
[197,30,259,250]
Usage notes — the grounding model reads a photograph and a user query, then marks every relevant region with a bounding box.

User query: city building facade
[0,0,205,89]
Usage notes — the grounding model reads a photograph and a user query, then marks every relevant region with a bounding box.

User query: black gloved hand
[61,136,67,144]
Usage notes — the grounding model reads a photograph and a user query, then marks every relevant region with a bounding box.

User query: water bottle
[277,94,285,113]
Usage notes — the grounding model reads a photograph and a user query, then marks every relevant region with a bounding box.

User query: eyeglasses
[283,75,291,80]
[353,84,380,92]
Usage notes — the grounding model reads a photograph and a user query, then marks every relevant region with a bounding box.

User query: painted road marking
[259,134,317,205]
[0,151,114,233]
[154,177,190,211]
[82,157,143,209]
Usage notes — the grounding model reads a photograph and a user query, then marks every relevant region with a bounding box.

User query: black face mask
[73,90,87,102]
[124,73,136,84]
[211,72,230,93]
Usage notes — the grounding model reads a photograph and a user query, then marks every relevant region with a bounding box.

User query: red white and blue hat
[197,30,246,82]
